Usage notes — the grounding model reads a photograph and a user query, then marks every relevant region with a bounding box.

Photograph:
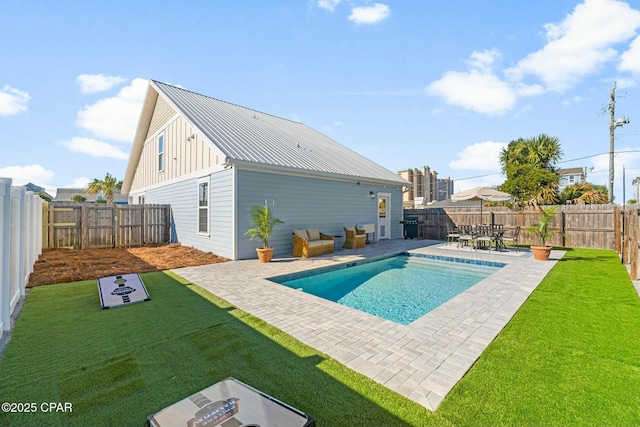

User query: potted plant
[244,202,284,263]
[527,205,561,261]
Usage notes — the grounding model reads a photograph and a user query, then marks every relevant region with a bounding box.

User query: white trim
[197,176,210,237]
[377,192,391,240]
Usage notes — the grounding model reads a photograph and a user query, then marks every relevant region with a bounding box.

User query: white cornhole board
[97,273,150,309]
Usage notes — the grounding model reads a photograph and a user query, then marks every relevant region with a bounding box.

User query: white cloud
[0,164,54,186]
[318,0,341,12]
[505,0,640,91]
[66,177,90,188]
[75,78,148,142]
[348,3,390,25]
[427,69,516,115]
[76,74,127,94]
[60,137,130,159]
[0,85,30,116]
[619,35,640,73]
[449,141,507,171]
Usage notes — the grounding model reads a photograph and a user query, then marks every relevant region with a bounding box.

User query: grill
[399,216,424,239]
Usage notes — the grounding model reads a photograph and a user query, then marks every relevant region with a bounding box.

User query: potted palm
[527,205,560,261]
[245,202,284,263]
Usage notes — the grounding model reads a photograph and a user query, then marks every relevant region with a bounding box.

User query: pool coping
[172,240,562,411]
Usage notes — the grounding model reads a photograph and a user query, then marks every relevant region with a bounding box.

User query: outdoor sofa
[292,228,335,258]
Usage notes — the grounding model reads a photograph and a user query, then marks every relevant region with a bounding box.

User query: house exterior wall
[235,168,403,260]
[129,167,235,259]
[129,112,226,193]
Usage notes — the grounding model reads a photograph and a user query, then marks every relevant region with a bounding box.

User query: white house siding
[129,114,225,193]
[133,168,235,260]
[235,169,403,259]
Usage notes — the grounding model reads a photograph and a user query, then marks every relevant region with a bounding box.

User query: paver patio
[173,239,562,410]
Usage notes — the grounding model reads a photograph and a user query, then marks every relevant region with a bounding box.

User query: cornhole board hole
[97,273,150,309]
[148,377,315,427]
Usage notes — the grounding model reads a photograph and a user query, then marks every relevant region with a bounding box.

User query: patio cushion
[293,229,308,239]
[306,228,321,241]
[308,240,332,248]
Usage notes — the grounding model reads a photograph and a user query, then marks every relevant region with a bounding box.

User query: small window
[198,178,209,235]
[138,195,145,205]
[158,134,164,172]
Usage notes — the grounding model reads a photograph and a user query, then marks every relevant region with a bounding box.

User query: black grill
[399,216,424,239]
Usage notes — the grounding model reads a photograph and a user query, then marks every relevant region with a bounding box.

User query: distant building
[558,167,586,191]
[398,166,453,207]
[55,188,128,204]
[24,182,53,200]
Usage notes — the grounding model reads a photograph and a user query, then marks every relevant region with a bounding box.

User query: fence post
[11,186,26,305]
[0,178,12,334]
[630,210,638,280]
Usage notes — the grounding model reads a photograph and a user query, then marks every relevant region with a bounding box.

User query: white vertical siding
[130,115,225,193]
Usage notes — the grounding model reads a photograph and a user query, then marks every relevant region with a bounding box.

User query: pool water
[271,255,502,325]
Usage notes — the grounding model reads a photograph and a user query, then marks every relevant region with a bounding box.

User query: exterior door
[378,194,391,240]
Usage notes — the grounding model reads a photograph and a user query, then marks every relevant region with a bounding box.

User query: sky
[2,0,640,202]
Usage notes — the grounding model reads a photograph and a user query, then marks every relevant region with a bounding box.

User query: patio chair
[457,225,476,249]
[343,226,366,249]
[475,224,496,251]
[445,223,460,245]
[501,226,521,252]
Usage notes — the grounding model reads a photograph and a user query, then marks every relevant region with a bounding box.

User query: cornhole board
[97,273,150,309]
[148,377,315,427]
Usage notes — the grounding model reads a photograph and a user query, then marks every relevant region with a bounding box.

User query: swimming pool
[269,254,504,325]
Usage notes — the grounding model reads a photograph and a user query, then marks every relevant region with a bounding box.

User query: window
[198,178,209,235]
[158,134,164,172]
[138,195,145,205]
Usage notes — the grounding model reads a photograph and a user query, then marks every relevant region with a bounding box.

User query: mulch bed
[27,244,229,287]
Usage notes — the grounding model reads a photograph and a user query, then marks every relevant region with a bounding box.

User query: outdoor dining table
[456,224,506,251]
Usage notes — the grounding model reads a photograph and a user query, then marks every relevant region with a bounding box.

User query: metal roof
[152,80,409,186]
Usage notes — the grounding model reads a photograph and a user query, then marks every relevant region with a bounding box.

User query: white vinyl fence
[0,178,43,338]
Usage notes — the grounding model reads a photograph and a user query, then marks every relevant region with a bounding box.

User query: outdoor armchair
[343,226,366,249]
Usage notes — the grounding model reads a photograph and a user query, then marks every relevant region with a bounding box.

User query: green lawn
[0,248,639,426]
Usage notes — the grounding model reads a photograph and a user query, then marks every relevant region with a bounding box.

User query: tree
[560,182,608,205]
[86,173,123,204]
[35,192,52,202]
[499,134,562,204]
[71,194,87,203]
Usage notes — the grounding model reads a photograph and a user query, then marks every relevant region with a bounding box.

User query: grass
[0,271,446,427]
[0,248,639,426]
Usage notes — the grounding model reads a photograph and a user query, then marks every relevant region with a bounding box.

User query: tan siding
[147,96,176,138]
[130,113,222,192]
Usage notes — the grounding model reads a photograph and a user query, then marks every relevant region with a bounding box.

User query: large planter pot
[256,247,274,263]
[531,245,552,261]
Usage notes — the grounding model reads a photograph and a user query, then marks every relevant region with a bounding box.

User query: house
[121,80,410,260]
[54,188,128,204]
[558,167,586,191]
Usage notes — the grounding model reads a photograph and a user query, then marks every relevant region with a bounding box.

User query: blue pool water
[270,254,503,325]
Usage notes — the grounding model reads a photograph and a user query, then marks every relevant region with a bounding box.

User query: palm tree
[86,173,123,204]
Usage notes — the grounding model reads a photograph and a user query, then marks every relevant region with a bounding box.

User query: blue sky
[2,0,640,202]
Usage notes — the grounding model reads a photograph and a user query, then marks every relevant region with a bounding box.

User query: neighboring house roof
[55,188,128,203]
[123,80,410,193]
[24,182,53,199]
[559,167,584,176]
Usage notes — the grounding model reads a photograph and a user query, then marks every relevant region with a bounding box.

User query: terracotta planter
[531,245,552,261]
[256,247,274,263]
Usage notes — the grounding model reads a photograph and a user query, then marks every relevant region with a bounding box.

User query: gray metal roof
[152,80,409,186]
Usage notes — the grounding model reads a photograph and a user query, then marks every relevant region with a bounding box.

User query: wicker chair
[343,226,366,249]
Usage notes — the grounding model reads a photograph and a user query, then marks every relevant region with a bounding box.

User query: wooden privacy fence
[405,204,617,249]
[405,203,640,279]
[44,203,171,249]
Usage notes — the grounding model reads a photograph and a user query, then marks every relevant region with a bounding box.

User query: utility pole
[609,82,616,203]
[609,81,630,204]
